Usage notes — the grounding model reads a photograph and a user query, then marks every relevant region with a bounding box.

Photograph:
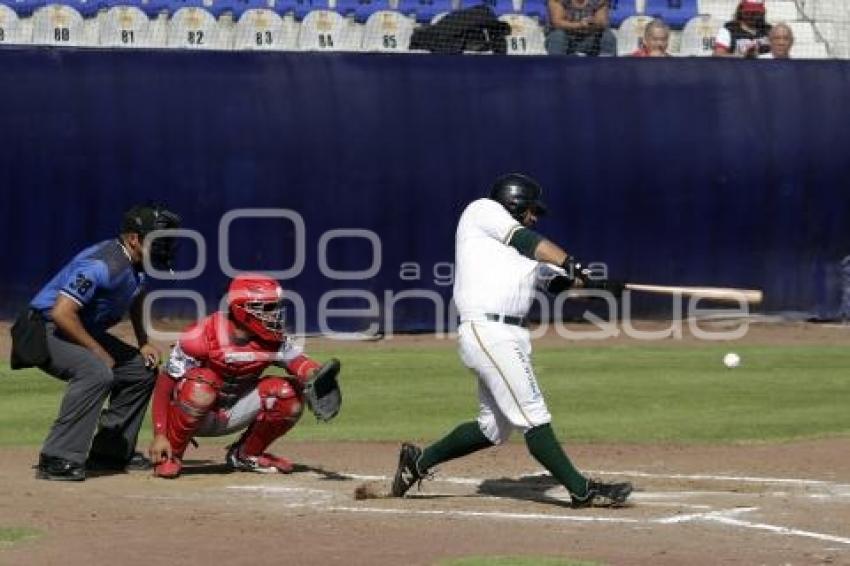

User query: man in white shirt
[391,173,632,508]
[760,23,793,59]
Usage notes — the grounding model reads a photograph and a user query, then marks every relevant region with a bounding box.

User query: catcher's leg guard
[227,377,302,473]
[163,368,222,459]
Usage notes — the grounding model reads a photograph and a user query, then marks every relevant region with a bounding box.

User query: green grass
[1,344,848,446]
[0,527,42,545]
[437,557,601,566]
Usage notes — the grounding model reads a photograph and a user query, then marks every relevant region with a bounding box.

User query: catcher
[148,273,341,478]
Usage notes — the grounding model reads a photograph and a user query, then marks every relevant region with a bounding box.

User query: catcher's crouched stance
[148,274,341,478]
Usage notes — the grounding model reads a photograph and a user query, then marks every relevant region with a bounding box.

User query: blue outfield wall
[1,48,849,331]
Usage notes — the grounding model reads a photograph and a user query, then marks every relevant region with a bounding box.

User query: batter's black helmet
[489,173,547,221]
[121,204,182,271]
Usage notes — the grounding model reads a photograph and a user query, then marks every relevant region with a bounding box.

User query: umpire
[10,204,181,481]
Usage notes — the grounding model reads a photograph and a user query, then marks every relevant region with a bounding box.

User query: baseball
[723,352,741,368]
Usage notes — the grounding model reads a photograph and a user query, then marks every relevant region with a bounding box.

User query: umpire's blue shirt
[30,239,145,333]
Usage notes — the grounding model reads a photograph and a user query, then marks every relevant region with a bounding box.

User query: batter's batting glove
[560,255,591,283]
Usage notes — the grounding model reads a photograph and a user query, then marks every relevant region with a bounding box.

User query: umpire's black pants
[39,323,156,465]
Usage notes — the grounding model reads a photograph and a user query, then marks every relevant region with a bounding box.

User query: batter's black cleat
[36,454,86,482]
[571,479,633,508]
[391,443,427,497]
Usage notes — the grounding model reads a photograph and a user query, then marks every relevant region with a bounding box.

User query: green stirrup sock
[525,423,588,497]
[418,421,494,472]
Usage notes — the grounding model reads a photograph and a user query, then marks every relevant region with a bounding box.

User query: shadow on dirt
[477,473,570,507]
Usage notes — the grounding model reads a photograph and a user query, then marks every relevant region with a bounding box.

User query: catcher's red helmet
[228,273,285,342]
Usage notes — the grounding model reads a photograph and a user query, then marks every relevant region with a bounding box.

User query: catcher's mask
[489,173,547,222]
[228,273,286,342]
[121,204,182,271]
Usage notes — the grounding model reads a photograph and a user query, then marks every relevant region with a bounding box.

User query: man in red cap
[714,0,772,58]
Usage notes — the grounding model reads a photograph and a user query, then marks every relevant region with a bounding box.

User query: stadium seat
[168,0,229,17]
[335,0,389,23]
[679,13,719,55]
[807,0,850,22]
[233,7,298,49]
[167,3,231,48]
[0,3,30,43]
[298,8,361,50]
[216,0,260,19]
[499,12,544,54]
[786,20,815,44]
[521,0,546,24]
[813,21,848,58]
[697,0,733,21]
[764,0,798,23]
[31,4,91,46]
[2,0,48,17]
[792,40,829,58]
[100,5,163,46]
[274,0,317,20]
[644,0,697,29]
[478,0,516,17]
[615,13,652,54]
[608,0,637,28]
[397,0,453,24]
[99,0,170,18]
[360,9,414,51]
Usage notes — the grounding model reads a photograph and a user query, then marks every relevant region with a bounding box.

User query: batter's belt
[484,313,527,327]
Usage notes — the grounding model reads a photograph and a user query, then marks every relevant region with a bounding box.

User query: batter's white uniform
[454,198,559,444]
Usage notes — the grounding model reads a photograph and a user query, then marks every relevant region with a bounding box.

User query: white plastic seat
[167,6,230,49]
[100,6,161,47]
[814,21,849,58]
[697,0,734,22]
[499,13,545,55]
[808,0,850,22]
[764,0,798,23]
[679,14,721,55]
[298,9,361,51]
[430,12,448,23]
[616,14,653,55]
[792,40,830,58]
[31,4,88,46]
[233,8,298,50]
[361,10,414,52]
[0,3,29,44]
[786,20,815,44]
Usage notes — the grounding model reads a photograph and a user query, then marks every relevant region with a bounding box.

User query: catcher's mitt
[304,358,342,422]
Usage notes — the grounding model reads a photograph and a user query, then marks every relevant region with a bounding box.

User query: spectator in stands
[713,0,771,58]
[632,18,671,57]
[546,0,617,57]
[761,23,794,58]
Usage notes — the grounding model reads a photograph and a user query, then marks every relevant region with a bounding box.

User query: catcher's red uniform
[151,311,320,477]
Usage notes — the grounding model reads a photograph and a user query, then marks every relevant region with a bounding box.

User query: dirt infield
[2,320,848,565]
[1,439,848,566]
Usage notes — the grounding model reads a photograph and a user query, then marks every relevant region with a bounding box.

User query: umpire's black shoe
[391,443,426,497]
[571,479,633,508]
[36,454,86,482]
[86,451,152,472]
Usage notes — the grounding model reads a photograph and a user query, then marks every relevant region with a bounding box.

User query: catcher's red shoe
[154,458,183,479]
[226,445,294,474]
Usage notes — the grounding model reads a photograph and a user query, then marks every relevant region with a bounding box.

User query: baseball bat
[624,283,763,304]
